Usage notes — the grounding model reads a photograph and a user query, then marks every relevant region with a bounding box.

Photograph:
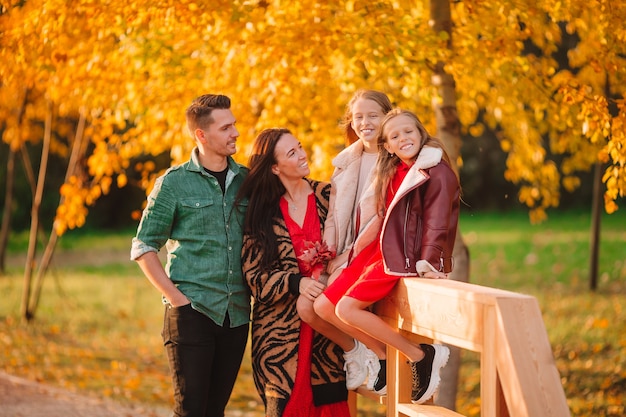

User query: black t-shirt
[205,166,228,194]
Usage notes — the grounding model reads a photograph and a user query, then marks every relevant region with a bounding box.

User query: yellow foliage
[529,208,548,225]
[1,0,625,229]
[117,173,128,188]
[468,123,484,137]
[562,175,580,192]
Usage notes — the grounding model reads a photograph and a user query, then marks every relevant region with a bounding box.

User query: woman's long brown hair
[236,128,291,271]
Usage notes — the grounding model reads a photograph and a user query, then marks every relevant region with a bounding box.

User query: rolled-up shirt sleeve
[130,175,175,261]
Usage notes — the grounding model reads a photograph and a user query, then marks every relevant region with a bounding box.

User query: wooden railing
[348,278,570,417]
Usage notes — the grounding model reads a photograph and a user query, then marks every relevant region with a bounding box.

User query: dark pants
[162,304,249,417]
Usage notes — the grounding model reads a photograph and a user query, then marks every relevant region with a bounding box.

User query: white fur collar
[332,140,365,169]
[413,146,443,170]
[388,146,443,208]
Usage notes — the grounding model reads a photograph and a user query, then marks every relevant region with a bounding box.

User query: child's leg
[335,295,425,362]
[309,293,386,390]
[314,293,386,358]
[296,295,354,351]
[336,295,450,403]
[315,250,387,358]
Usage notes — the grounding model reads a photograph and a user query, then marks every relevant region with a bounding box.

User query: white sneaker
[343,340,368,390]
[365,349,381,390]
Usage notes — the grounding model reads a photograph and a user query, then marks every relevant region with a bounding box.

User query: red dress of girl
[323,161,411,305]
[280,193,350,417]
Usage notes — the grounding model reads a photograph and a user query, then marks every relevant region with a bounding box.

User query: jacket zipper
[439,251,444,272]
[404,201,410,270]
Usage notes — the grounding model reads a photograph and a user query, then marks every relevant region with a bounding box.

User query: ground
[0,371,263,417]
[0,371,168,417]
[3,249,261,417]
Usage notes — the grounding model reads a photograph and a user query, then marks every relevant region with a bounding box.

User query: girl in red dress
[315,109,461,404]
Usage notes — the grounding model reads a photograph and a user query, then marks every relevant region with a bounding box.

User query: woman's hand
[299,277,326,301]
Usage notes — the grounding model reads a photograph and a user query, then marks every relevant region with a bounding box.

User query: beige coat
[324,141,381,259]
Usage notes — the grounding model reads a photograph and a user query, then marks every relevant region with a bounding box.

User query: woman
[297,89,393,394]
[238,128,350,417]
[321,108,461,404]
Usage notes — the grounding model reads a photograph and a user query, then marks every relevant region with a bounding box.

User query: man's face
[201,108,239,157]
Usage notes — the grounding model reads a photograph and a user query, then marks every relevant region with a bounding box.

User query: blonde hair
[340,89,393,145]
[373,108,452,212]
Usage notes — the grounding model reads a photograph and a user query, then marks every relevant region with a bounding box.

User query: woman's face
[350,98,386,148]
[383,114,422,165]
[272,133,310,181]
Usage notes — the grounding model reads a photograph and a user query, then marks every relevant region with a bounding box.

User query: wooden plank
[348,390,357,417]
[376,280,487,351]
[353,279,569,417]
[354,385,386,404]
[388,344,400,417]
[396,404,465,417]
[397,279,530,303]
[494,297,570,417]
[481,305,498,417]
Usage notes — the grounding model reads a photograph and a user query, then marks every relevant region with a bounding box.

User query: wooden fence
[348,278,570,417]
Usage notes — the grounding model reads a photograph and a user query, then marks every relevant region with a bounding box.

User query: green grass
[461,210,625,291]
[1,210,625,416]
[457,210,626,417]
[6,226,138,253]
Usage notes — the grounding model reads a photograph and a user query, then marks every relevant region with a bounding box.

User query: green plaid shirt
[131,148,250,327]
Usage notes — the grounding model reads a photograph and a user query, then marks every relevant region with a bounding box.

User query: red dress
[324,162,411,305]
[280,193,350,417]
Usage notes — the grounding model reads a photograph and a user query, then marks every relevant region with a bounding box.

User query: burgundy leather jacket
[380,152,460,276]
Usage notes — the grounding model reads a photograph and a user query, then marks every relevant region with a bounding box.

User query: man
[131,94,250,417]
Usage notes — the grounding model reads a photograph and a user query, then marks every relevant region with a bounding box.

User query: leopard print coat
[241,179,347,416]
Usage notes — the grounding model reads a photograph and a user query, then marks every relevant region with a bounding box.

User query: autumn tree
[1,1,624,409]
[3,0,623,236]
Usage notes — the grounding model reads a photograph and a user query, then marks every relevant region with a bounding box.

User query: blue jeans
[162,304,249,417]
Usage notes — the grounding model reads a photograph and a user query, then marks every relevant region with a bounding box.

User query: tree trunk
[590,75,614,291]
[20,141,37,197]
[429,0,471,411]
[21,101,53,322]
[0,147,16,275]
[29,110,87,318]
[589,163,602,291]
[0,90,28,275]
[19,134,51,250]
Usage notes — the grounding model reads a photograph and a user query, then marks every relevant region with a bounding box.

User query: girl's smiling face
[351,98,386,150]
[383,114,423,165]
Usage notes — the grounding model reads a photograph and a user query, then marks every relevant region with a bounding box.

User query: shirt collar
[188,147,241,175]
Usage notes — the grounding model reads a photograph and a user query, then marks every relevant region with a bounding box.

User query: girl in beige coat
[297,89,392,394]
